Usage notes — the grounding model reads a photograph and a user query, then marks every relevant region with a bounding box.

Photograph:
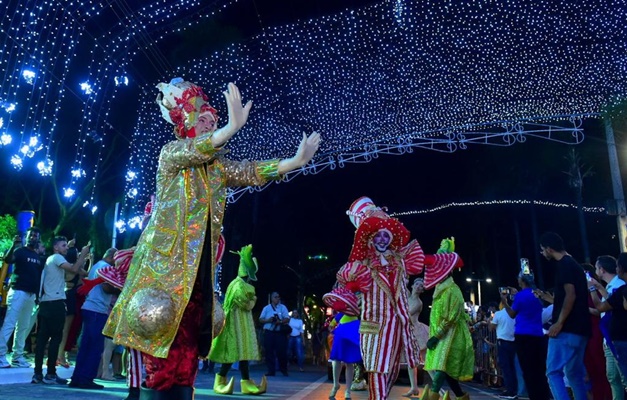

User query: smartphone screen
[520,258,530,274]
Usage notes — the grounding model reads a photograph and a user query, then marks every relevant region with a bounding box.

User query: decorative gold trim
[359,320,380,335]
[255,159,281,180]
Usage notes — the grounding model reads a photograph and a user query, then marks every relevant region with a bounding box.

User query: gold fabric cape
[103,133,280,358]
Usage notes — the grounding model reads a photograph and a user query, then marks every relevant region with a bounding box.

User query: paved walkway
[0,363,504,399]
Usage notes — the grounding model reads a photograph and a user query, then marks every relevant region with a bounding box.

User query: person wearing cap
[103,79,320,399]
[500,266,551,400]
[337,198,462,400]
[323,286,362,400]
[421,238,473,400]
[209,245,267,396]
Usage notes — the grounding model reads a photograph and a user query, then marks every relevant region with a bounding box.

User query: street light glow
[486,278,492,283]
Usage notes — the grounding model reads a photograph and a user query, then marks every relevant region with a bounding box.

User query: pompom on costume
[103,78,283,398]
[209,245,267,395]
[337,197,462,400]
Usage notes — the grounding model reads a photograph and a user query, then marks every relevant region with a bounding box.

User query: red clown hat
[423,253,463,290]
[346,197,410,262]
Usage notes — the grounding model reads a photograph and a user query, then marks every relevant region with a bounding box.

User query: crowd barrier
[471,323,503,389]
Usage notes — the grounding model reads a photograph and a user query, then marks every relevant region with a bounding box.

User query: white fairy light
[22,69,36,84]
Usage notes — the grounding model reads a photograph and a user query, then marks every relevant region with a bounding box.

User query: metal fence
[471,323,503,388]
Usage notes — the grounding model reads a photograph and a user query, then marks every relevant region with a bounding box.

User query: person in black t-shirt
[0,227,42,368]
[539,232,591,400]
[590,259,627,385]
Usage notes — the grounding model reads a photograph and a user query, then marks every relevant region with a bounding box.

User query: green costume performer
[421,238,474,400]
[210,245,267,395]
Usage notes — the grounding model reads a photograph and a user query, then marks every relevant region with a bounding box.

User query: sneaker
[0,355,10,368]
[11,357,31,368]
[43,373,68,385]
[31,373,44,384]
[499,393,518,399]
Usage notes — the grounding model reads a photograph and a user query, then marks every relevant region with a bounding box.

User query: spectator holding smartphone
[500,264,551,400]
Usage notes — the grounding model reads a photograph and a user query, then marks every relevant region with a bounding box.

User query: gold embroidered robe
[103,133,280,358]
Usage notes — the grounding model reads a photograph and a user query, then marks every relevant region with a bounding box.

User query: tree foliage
[0,214,17,255]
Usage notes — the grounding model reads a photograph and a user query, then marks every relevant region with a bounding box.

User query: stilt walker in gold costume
[104,78,321,400]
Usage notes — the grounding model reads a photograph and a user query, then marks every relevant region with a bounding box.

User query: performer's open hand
[294,132,321,167]
[277,132,321,174]
[214,82,252,146]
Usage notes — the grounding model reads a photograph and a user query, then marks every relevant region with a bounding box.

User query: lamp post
[466,277,492,306]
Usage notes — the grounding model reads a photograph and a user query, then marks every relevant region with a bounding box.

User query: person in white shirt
[32,237,90,385]
[490,307,518,399]
[259,292,290,376]
[288,309,305,371]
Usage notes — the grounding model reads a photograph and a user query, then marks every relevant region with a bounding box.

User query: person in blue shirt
[501,267,551,400]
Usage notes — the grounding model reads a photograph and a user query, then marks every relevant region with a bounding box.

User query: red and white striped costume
[127,347,143,389]
[338,240,425,399]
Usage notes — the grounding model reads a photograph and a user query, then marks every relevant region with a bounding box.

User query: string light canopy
[123,0,627,221]
[1,0,626,228]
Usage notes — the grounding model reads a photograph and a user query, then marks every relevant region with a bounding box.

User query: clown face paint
[373,229,392,253]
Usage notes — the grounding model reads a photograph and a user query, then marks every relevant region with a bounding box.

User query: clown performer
[323,286,363,400]
[209,244,267,395]
[421,237,474,400]
[336,197,461,400]
[104,79,321,400]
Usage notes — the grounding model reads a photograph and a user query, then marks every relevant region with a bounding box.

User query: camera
[499,287,511,295]
[272,314,280,323]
